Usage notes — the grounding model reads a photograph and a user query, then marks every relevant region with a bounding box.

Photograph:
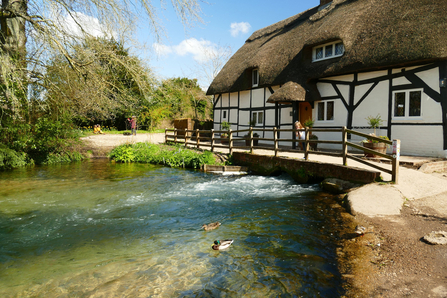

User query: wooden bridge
[165,127,401,184]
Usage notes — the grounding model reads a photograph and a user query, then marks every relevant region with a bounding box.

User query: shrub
[109,143,218,169]
[0,146,27,170]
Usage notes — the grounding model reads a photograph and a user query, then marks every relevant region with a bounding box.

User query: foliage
[364,114,388,144]
[0,145,27,170]
[138,77,212,131]
[303,119,315,128]
[366,114,383,135]
[109,143,217,169]
[221,121,230,130]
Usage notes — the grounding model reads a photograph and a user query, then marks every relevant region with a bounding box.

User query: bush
[0,146,27,170]
[109,143,218,169]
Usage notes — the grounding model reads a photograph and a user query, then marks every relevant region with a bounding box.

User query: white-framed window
[317,101,334,121]
[252,111,264,125]
[252,69,259,87]
[393,89,422,119]
[312,41,344,62]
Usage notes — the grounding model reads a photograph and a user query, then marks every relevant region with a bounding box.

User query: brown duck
[201,222,221,231]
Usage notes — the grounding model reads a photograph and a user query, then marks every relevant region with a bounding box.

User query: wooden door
[299,102,312,124]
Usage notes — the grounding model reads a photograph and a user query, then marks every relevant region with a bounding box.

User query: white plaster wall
[416,68,440,93]
[265,108,276,126]
[353,81,389,127]
[392,125,444,157]
[229,110,238,124]
[281,107,293,127]
[230,92,238,107]
[317,82,338,97]
[240,91,251,109]
[251,88,265,108]
[221,93,230,107]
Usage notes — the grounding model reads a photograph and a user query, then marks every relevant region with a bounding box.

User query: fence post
[342,126,348,166]
[249,126,253,153]
[274,127,278,157]
[211,129,215,152]
[229,129,233,155]
[174,128,178,144]
[392,139,400,184]
[184,129,189,148]
[304,127,309,160]
[165,128,168,143]
[196,129,200,149]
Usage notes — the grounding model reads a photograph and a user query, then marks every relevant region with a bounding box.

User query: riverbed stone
[423,231,447,245]
[320,178,361,194]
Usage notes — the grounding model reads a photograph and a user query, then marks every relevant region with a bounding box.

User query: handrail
[165,126,400,183]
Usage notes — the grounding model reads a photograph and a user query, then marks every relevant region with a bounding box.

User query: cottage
[207,0,447,157]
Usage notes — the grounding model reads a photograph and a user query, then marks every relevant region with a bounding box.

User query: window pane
[409,91,421,116]
[223,111,227,119]
[326,101,334,120]
[258,112,263,124]
[335,43,344,55]
[317,102,325,120]
[252,69,258,86]
[394,92,405,117]
[315,47,323,60]
[325,45,333,57]
[252,113,257,125]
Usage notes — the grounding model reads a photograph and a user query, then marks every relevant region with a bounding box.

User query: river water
[0,160,344,297]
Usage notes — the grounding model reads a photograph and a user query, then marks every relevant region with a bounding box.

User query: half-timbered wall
[213,63,447,157]
[313,63,446,157]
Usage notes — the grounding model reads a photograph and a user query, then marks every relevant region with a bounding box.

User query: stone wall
[233,152,380,184]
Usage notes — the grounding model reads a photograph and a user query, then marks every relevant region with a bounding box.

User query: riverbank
[80,133,447,297]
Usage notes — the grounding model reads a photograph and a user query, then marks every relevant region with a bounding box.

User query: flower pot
[309,141,318,151]
[221,135,228,144]
[245,139,258,146]
[363,142,387,158]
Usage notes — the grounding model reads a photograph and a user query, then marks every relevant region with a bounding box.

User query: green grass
[109,143,220,169]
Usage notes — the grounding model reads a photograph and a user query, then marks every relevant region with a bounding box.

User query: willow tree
[0,0,203,124]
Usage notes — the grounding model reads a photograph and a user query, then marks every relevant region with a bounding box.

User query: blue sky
[139,0,321,89]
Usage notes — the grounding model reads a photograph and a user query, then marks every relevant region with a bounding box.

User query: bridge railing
[164,126,400,183]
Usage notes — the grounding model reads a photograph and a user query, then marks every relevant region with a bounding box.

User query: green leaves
[109,143,217,169]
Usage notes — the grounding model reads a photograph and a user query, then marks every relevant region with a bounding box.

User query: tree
[138,77,212,131]
[45,37,154,123]
[0,0,203,124]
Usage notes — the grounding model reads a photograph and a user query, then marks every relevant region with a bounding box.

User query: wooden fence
[165,127,401,183]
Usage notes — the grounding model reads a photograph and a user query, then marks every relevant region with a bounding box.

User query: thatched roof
[266,81,306,104]
[207,0,447,97]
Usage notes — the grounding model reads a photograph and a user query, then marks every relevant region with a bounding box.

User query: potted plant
[244,132,259,146]
[362,114,388,157]
[309,134,318,150]
[302,118,318,150]
[220,121,230,144]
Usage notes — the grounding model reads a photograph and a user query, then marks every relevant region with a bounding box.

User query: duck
[212,239,233,250]
[355,225,366,236]
[201,222,221,231]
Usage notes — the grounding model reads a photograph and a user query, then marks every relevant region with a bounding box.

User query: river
[0,159,344,297]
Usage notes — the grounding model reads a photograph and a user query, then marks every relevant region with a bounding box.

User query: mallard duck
[212,239,233,250]
[355,225,366,236]
[201,222,221,231]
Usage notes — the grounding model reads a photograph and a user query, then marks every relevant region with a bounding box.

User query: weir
[232,152,381,184]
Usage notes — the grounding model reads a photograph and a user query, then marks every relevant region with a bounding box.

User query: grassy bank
[109,143,226,169]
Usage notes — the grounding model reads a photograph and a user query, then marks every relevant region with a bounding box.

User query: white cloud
[153,38,220,63]
[230,22,251,37]
[59,11,113,38]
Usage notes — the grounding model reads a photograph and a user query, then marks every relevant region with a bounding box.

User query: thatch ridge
[207,0,447,96]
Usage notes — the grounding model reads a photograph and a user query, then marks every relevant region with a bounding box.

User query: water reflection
[0,160,343,297]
